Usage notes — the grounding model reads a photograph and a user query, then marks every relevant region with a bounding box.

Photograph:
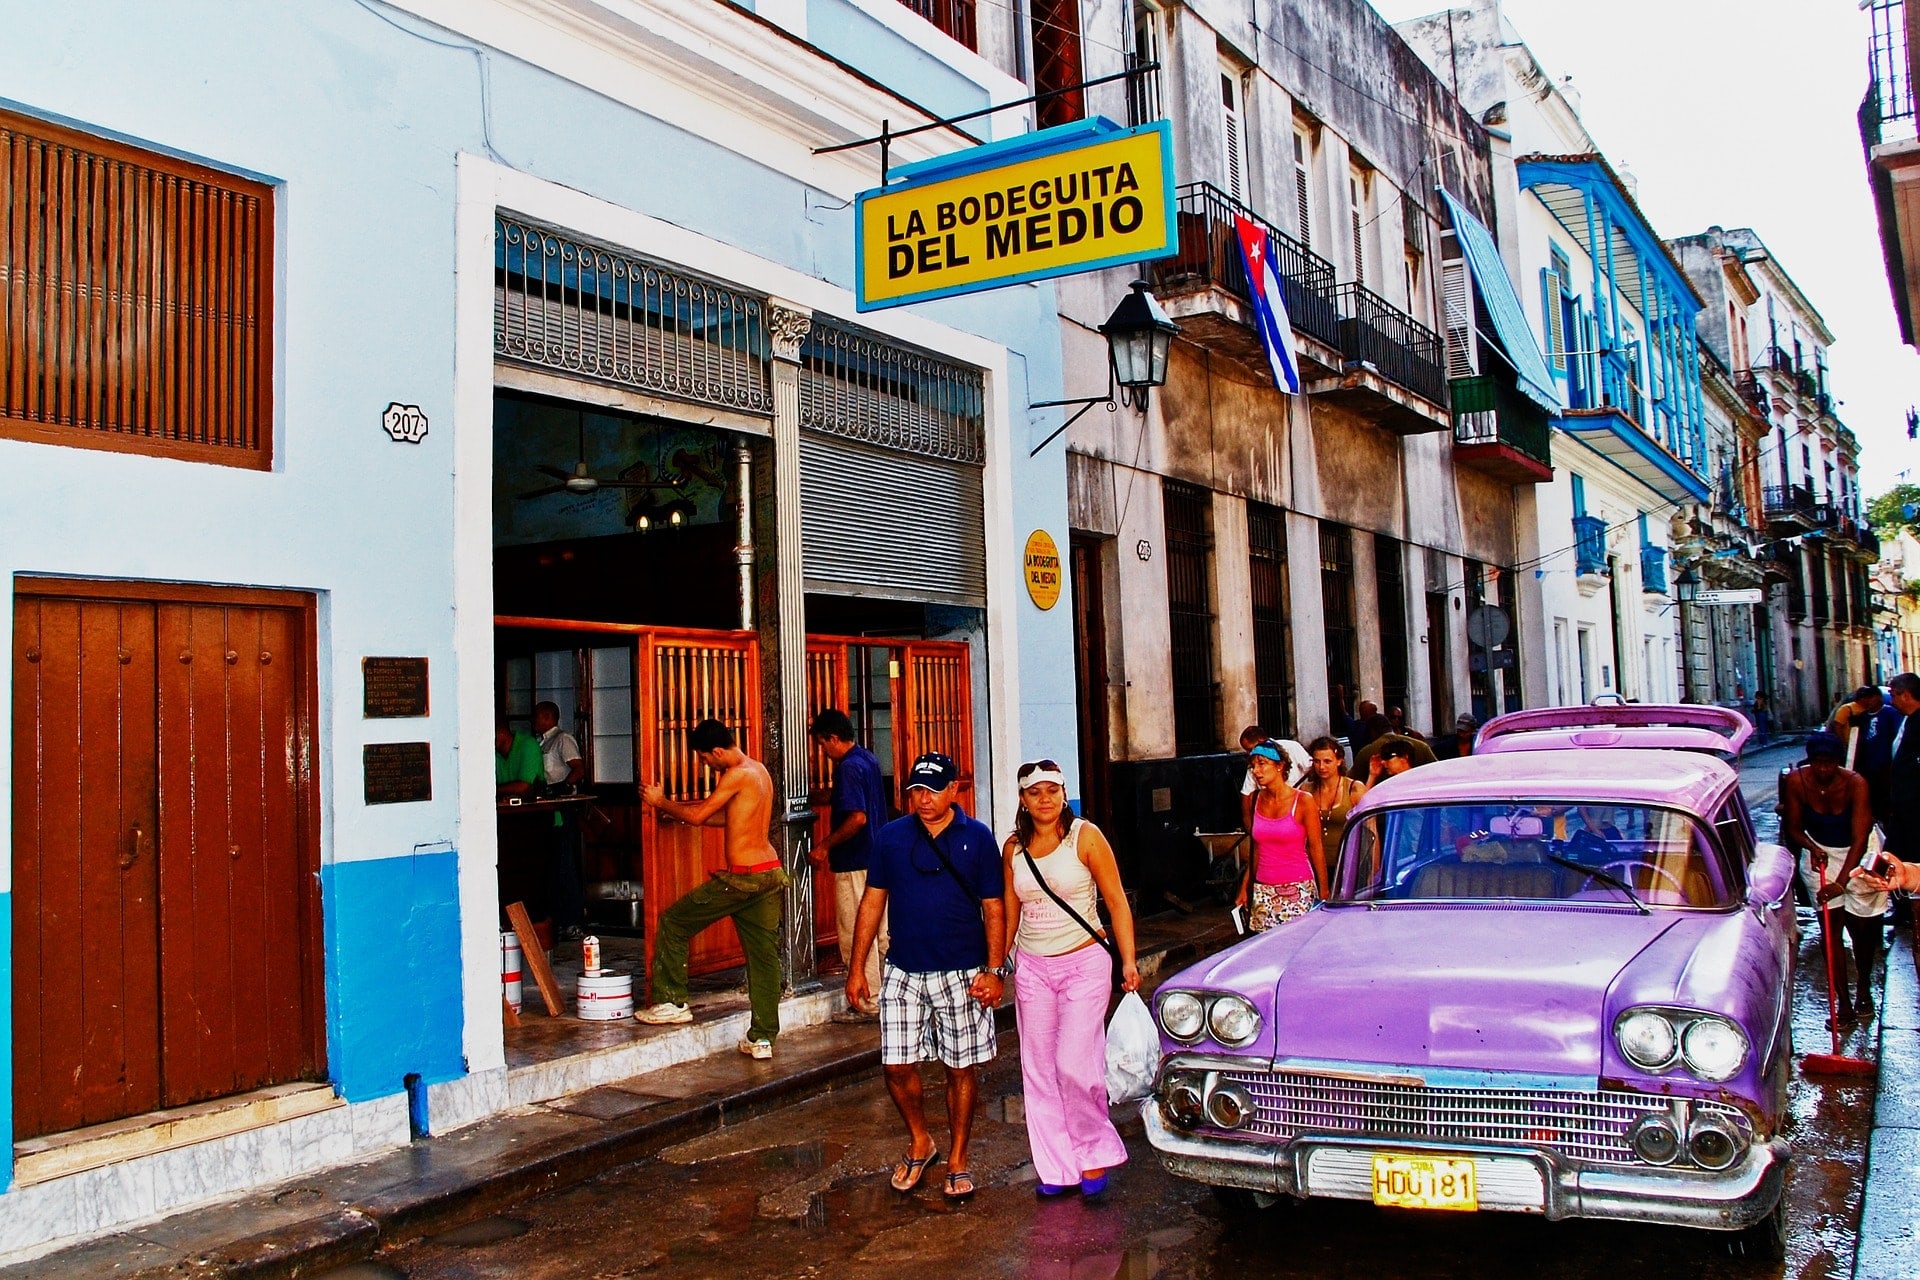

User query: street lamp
[1675,567,1702,604]
[1028,281,1180,456]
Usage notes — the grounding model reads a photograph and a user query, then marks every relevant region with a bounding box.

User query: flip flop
[890,1148,940,1193]
[943,1169,976,1200]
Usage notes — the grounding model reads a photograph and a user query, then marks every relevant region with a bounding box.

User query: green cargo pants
[649,866,789,1044]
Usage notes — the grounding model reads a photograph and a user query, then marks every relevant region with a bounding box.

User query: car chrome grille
[1215,1070,1748,1167]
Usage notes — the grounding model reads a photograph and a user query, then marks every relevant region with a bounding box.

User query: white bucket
[501,931,523,1014]
[576,971,634,1021]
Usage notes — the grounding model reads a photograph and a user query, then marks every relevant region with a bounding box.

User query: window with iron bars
[1375,533,1409,719]
[1030,0,1085,129]
[1248,502,1294,740]
[897,0,976,51]
[1164,482,1218,753]
[1126,2,1164,126]
[1319,522,1357,733]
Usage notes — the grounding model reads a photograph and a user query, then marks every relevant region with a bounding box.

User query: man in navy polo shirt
[847,752,1006,1202]
[809,709,891,1022]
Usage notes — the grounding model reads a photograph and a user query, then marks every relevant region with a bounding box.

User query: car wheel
[1726,1198,1787,1262]
[1212,1185,1285,1216]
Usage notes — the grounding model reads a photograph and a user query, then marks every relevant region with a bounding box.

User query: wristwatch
[984,963,1011,980]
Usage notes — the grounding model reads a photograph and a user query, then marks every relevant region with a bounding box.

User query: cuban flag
[1233,214,1302,394]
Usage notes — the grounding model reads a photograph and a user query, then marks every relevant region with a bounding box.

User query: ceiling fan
[516,411,682,500]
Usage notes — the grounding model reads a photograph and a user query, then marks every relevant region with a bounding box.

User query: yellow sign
[856,120,1175,311]
[1024,530,1063,610]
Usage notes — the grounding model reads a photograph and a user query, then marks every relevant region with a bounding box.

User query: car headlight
[1206,994,1261,1047]
[1158,991,1206,1042]
[1681,1017,1748,1082]
[1616,1010,1678,1071]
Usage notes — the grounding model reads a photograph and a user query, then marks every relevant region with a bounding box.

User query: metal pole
[734,443,754,632]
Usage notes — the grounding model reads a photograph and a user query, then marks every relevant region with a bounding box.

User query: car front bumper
[1143,1100,1790,1231]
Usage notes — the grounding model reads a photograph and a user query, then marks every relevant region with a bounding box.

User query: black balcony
[1763,483,1817,531]
[896,0,976,50]
[1451,374,1553,483]
[1155,182,1448,428]
[1155,181,1342,357]
[1734,370,1772,416]
[1865,0,1916,148]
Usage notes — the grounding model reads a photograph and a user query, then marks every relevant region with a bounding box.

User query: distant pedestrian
[1236,726,1306,834]
[1002,759,1138,1198]
[1302,736,1366,858]
[1751,692,1771,744]
[1349,730,1435,780]
[847,753,1007,1201]
[1827,685,1886,743]
[1366,739,1419,783]
[1385,706,1422,741]
[1781,731,1883,1023]
[1882,674,1920,863]
[636,721,788,1059]
[1350,700,1390,750]
[1431,714,1478,760]
[533,701,588,943]
[808,709,891,1023]
[1237,742,1326,932]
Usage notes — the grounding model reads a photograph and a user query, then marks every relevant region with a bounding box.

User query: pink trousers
[1013,942,1129,1186]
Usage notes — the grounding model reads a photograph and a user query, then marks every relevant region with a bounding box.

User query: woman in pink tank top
[1237,741,1327,932]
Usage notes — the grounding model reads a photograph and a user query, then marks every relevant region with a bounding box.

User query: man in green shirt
[496,721,544,794]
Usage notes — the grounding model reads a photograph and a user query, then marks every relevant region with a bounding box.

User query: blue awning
[1440,191,1562,413]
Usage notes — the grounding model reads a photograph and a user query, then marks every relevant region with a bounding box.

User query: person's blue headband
[1249,742,1285,763]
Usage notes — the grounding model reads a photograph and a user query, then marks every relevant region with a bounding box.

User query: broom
[1801,849,1876,1078]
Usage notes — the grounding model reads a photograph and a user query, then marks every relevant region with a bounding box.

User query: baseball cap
[905,752,958,791]
[1378,741,1413,761]
[1455,714,1477,730]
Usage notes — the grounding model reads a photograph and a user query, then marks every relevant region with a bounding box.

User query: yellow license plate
[1370,1154,1478,1211]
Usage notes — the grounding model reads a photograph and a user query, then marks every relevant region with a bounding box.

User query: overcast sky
[1369,0,1920,494]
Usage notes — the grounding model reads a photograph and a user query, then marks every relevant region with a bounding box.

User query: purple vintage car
[1473,704,1755,761]
[1144,741,1796,1258]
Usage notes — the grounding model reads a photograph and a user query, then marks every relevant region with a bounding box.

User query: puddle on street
[431,1214,532,1247]
[312,1265,408,1280]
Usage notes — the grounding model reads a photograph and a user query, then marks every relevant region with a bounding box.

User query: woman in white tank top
[999,758,1138,1198]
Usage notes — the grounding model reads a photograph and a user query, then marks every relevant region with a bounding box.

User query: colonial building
[1007,0,1544,853]
[0,0,1072,1259]
[1399,1,1706,710]
[1864,0,1920,352]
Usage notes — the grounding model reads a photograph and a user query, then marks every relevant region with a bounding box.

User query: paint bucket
[576,971,634,1021]
[500,931,523,1015]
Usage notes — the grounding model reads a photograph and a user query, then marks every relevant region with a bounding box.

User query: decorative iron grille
[1210,1070,1752,1168]
[1165,482,1218,753]
[1320,522,1357,726]
[1248,503,1294,740]
[494,214,772,415]
[1375,533,1409,716]
[799,318,985,465]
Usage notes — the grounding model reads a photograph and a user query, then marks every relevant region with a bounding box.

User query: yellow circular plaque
[1023,530,1063,610]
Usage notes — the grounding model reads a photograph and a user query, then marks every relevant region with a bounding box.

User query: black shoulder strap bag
[1020,840,1124,991]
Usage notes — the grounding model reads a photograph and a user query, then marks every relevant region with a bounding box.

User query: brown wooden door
[12,595,162,1137]
[12,583,323,1139]
[897,642,975,816]
[804,640,850,950]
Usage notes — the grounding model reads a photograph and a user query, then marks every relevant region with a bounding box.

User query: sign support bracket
[1029,369,1117,457]
[816,64,1160,185]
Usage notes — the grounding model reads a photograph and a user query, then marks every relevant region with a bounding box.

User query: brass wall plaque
[363,656,430,718]
[364,742,433,805]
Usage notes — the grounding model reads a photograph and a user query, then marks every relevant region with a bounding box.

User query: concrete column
[1114,468,1175,760]
[1513,486,1550,708]
[1287,510,1331,737]
[1352,532,1383,710]
[766,301,815,989]
[1211,491,1257,740]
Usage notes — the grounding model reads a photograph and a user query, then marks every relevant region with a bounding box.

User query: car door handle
[121,824,145,871]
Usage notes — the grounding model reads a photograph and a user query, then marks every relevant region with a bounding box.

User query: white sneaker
[634,1002,693,1025]
[738,1037,773,1060]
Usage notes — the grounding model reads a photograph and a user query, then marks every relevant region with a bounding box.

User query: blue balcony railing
[1573,516,1608,577]
[1640,544,1668,594]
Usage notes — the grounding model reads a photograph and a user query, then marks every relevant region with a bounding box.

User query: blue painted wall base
[320,853,466,1104]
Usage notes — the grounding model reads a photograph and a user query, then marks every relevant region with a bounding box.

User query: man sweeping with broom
[1781,731,1884,1077]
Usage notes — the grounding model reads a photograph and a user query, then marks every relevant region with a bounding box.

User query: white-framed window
[1439,229,1475,377]
[1349,167,1371,287]
[1293,128,1313,246]
[1220,67,1248,203]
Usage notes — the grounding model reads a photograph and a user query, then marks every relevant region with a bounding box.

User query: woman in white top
[1001,759,1139,1199]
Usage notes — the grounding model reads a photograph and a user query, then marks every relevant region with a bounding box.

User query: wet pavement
[356,742,1889,1280]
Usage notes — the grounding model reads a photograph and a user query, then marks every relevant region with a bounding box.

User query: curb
[1855,922,1920,1280]
[20,928,1231,1279]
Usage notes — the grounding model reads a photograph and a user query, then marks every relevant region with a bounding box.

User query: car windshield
[1331,801,1733,909]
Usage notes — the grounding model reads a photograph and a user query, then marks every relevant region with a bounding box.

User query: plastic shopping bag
[1105,991,1162,1105]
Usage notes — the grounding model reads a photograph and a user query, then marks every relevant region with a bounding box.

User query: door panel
[897,643,975,817]
[11,596,161,1139]
[805,640,849,950]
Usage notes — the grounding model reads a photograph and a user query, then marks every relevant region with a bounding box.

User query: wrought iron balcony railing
[1759,346,1797,376]
[1156,181,1343,350]
[1573,515,1609,577]
[1451,374,1552,466]
[1333,281,1449,407]
[1763,483,1816,519]
[1865,0,1917,147]
[1640,544,1669,595]
[1734,370,1772,416]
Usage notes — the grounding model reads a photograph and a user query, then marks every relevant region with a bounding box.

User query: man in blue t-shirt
[847,752,1005,1202]
[809,709,892,1022]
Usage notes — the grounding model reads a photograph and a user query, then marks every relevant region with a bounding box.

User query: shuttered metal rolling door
[798,432,986,607]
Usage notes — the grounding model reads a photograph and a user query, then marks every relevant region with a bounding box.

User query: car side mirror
[1746,846,1794,910]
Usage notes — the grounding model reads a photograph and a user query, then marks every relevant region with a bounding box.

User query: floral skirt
[1249,879,1316,932]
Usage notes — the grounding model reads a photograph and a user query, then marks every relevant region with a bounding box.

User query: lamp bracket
[1029,367,1121,458]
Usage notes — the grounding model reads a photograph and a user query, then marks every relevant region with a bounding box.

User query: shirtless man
[634,719,790,1059]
